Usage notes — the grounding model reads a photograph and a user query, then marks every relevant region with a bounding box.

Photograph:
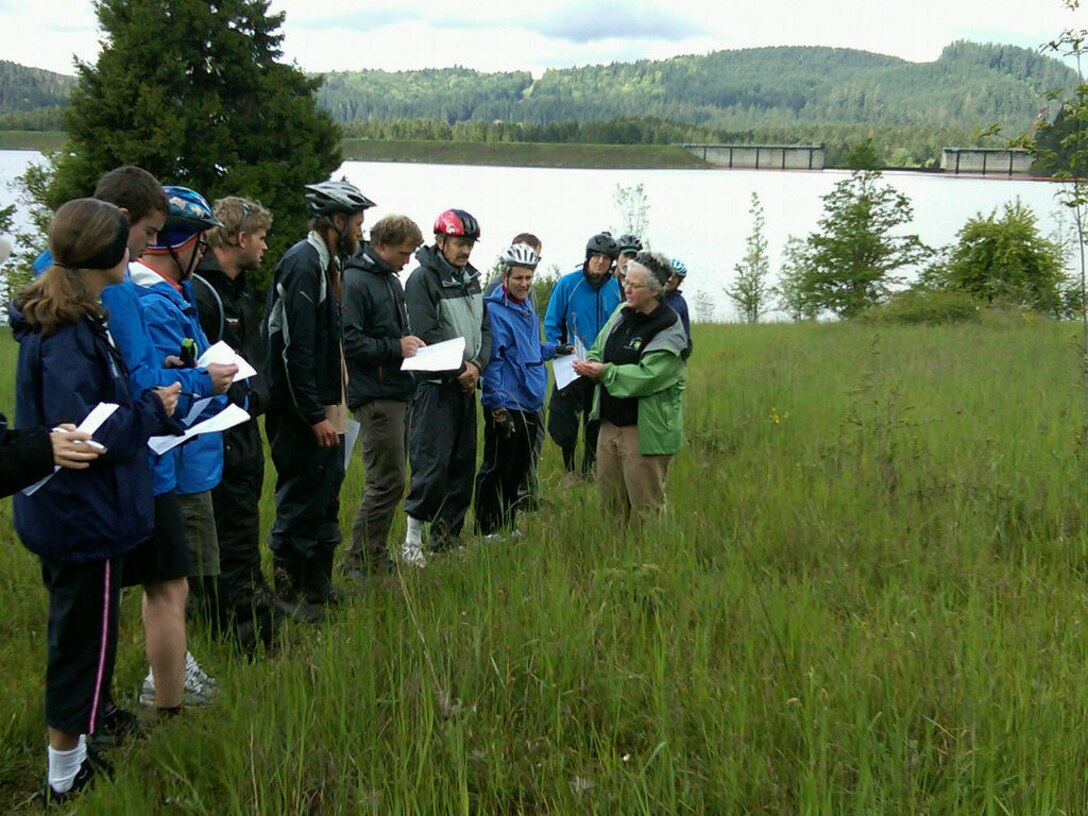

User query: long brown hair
[16,198,127,336]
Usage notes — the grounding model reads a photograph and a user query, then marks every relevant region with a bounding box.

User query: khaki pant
[596,421,672,526]
[347,399,409,572]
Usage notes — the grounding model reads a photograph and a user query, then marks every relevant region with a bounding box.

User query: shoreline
[0,133,1058,179]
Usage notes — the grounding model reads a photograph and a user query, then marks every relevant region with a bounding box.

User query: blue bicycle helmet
[146,186,222,252]
[669,258,688,279]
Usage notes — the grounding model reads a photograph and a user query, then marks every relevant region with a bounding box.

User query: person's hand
[50,425,103,470]
[400,335,426,358]
[154,382,182,416]
[457,360,480,393]
[555,343,575,356]
[207,362,239,394]
[311,419,340,447]
[163,354,185,369]
[572,359,605,379]
[493,408,515,439]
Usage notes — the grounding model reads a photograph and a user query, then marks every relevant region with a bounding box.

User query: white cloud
[0,0,1083,75]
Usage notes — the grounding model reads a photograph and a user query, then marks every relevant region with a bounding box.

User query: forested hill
[0,61,76,129]
[1,41,1074,138]
[317,42,1073,133]
[0,61,74,111]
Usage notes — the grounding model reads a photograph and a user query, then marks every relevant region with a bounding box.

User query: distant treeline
[341,118,1000,168]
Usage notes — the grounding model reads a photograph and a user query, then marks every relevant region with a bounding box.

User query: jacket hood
[8,301,31,341]
[344,243,395,276]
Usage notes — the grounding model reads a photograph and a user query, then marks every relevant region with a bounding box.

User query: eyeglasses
[624,281,649,290]
[196,238,209,255]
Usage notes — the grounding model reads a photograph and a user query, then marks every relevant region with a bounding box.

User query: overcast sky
[1,0,1083,77]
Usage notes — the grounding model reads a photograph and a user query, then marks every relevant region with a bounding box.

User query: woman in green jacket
[572,251,686,525]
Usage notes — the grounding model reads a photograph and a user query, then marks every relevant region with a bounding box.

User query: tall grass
[2,316,1088,813]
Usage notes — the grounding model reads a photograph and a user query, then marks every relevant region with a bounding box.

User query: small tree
[773,236,819,321]
[936,199,1065,314]
[692,289,717,323]
[27,0,341,294]
[1033,0,1088,431]
[795,170,930,318]
[613,183,650,245]
[726,192,771,322]
[533,263,563,318]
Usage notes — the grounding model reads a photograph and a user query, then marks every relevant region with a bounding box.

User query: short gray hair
[625,251,671,296]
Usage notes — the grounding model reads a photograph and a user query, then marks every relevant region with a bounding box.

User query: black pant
[41,555,123,735]
[404,381,477,545]
[266,408,345,560]
[547,377,598,475]
[475,410,540,535]
[212,419,266,616]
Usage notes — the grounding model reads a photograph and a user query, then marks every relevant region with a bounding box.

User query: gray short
[178,490,220,577]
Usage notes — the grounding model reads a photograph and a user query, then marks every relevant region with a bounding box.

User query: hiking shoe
[45,747,113,805]
[138,654,218,707]
[88,704,144,751]
[184,653,218,704]
[401,542,427,568]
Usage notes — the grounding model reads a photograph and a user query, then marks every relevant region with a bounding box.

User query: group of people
[0,167,693,802]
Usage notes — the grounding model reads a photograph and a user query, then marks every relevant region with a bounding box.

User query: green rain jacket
[587,304,687,455]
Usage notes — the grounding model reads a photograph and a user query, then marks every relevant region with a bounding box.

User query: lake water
[0,149,1074,320]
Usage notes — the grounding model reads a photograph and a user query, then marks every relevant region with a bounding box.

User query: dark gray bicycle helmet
[304,180,376,217]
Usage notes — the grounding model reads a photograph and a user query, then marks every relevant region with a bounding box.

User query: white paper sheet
[401,336,466,372]
[23,403,120,495]
[148,403,250,456]
[182,397,213,428]
[552,354,580,391]
[344,418,361,471]
[574,335,587,360]
[197,341,257,382]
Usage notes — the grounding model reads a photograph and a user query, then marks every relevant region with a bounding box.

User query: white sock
[47,734,87,794]
[406,516,424,548]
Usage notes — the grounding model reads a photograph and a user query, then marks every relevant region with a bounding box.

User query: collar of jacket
[196,254,248,293]
[307,230,335,274]
[418,243,479,288]
[131,260,187,300]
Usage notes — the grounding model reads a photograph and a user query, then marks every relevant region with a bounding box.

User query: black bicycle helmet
[585,231,618,260]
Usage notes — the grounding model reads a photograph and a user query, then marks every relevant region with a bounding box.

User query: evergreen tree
[39,0,341,292]
[726,192,771,322]
[795,171,930,318]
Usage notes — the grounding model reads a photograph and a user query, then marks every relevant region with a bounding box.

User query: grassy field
[2,316,1088,813]
[0,131,67,152]
[0,132,708,170]
[339,140,709,169]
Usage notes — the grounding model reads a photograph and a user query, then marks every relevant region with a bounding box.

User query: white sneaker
[401,541,427,568]
[138,652,218,707]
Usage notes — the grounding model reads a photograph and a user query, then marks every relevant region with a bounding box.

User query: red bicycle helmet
[433,209,481,240]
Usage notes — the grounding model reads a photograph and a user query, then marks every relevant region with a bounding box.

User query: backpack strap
[192,273,225,344]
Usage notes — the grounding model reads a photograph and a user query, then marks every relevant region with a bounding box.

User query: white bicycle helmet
[501,242,541,270]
